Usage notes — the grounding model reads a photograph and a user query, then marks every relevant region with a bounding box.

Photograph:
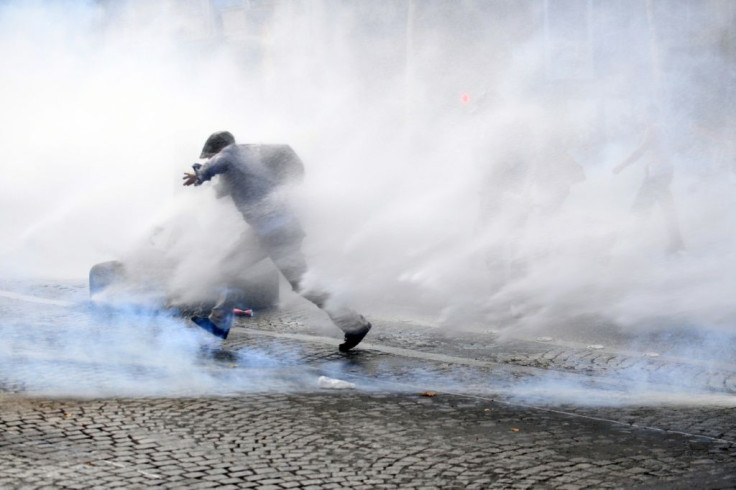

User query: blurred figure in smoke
[478,145,531,280]
[529,139,586,217]
[477,117,586,326]
[478,120,585,280]
[183,131,371,352]
[613,116,685,254]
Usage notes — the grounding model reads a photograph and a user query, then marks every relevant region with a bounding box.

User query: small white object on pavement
[586,344,605,350]
[318,376,356,390]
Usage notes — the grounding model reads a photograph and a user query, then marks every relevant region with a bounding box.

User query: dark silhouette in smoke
[183,131,371,351]
[613,117,685,255]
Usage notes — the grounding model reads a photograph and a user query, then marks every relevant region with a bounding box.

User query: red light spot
[461,93,471,104]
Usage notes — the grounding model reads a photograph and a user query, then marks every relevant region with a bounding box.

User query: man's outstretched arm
[613,126,654,175]
[182,154,230,186]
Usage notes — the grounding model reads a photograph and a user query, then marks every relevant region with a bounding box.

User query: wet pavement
[1,283,735,488]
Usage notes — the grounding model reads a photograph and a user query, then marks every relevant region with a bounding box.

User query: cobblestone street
[1,291,735,489]
[2,391,734,489]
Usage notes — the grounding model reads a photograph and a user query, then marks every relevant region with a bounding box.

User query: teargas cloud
[0,1,734,369]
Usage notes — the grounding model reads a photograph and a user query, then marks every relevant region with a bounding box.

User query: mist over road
[1,283,736,488]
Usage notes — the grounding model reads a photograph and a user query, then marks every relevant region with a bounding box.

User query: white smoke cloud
[0,0,734,356]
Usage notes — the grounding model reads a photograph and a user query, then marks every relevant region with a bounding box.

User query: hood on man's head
[200,131,235,158]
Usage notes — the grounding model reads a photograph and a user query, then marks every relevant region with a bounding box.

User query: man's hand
[182,172,199,186]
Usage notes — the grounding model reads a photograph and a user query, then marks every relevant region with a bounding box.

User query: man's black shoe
[191,316,230,340]
[339,322,371,352]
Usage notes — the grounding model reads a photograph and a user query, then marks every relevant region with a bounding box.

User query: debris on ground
[420,391,437,397]
[318,376,356,390]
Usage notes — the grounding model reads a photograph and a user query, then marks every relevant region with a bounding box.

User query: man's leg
[268,239,371,352]
[657,187,685,254]
[193,232,269,339]
[631,179,657,215]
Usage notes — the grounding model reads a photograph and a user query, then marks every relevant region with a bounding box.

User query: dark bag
[243,144,305,184]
